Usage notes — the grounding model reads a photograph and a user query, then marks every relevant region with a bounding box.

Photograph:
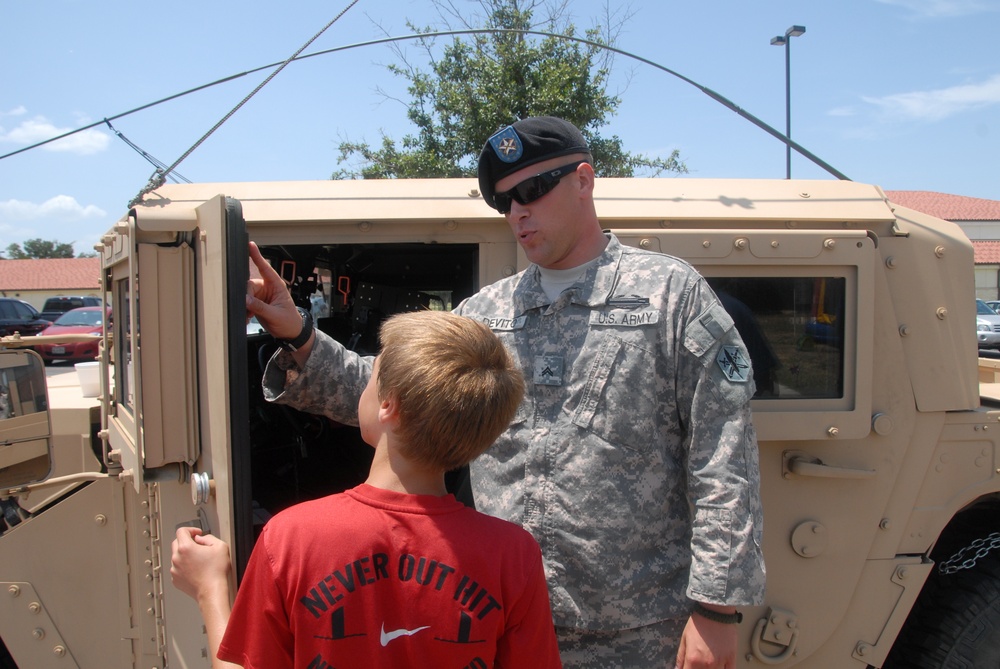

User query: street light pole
[770,25,805,179]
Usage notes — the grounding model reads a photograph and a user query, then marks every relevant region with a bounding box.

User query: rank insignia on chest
[533,355,564,386]
[717,345,751,383]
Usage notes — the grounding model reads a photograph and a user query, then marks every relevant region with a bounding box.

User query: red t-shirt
[219,484,562,669]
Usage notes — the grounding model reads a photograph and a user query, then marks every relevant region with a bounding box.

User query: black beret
[478,116,591,211]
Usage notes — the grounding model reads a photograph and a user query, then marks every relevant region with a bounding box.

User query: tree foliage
[4,239,77,259]
[333,0,686,180]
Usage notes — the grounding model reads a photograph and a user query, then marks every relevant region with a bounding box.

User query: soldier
[248,116,766,668]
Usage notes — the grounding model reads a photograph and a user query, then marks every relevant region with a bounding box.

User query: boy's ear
[378,396,400,425]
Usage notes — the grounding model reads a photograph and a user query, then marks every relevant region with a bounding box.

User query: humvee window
[708,277,846,400]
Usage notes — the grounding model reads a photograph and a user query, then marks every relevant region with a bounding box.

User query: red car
[35,306,111,363]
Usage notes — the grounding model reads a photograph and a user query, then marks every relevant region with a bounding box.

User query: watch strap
[277,307,314,351]
[692,602,743,625]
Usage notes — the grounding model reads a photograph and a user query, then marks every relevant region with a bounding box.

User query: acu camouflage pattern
[262,233,765,632]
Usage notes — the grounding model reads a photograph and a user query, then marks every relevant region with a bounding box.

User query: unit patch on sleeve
[716,345,751,383]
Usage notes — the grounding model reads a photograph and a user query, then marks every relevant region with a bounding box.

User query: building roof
[884,190,1000,222]
[0,258,101,291]
[972,241,1000,265]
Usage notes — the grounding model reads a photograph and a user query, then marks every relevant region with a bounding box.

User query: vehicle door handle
[783,451,876,480]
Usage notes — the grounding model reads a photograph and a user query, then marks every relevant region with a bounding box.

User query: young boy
[171,310,562,669]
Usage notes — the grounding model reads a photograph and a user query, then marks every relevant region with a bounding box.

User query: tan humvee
[1,177,997,668]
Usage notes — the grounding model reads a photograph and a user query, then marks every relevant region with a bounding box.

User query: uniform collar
[513,233,623,311]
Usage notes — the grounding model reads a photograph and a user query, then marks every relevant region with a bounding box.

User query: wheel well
[928,494,1000,564]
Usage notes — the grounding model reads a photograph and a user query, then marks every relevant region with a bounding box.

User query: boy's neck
[365,441,448,497]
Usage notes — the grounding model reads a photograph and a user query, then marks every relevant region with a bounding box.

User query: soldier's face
[496,154,591,270]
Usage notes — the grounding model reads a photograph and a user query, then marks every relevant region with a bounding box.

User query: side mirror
[0,350,51,489]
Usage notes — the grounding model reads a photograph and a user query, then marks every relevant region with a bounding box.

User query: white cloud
[0,106,27,118]
[862,74,1000,122]
[827,106,857,117]
[0,115,109,155]
[875,0,999,17]
[0,196,107,223]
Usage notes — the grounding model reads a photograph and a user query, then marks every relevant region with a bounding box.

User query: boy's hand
[170,527,231,604]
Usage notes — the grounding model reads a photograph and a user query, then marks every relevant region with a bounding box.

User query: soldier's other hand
[675,613,736,669]
[246,241,301,340]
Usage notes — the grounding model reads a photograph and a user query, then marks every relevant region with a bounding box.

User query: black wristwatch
[276,307,314,351]
[692,602,743,625]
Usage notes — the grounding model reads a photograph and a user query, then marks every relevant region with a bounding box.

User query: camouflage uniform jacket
[263,233,766,631]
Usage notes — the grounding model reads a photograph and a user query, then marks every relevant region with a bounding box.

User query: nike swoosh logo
[380,623,431,647]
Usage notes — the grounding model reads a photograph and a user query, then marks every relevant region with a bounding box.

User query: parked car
[0,297,51,337]
[38,296,104,323]
[34,306,110,363]
[976,299,1000,348]
[986,300,1000,313]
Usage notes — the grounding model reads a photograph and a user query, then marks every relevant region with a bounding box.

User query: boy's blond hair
[376,311,524,472]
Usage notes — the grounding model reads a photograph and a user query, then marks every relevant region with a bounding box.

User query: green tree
[333,0,686,180]
[4,239,76,259]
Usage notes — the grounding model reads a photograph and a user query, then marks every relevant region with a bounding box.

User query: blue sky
[2,0,998,255]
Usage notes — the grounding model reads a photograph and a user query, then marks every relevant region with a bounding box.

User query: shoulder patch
[716,345,751,383]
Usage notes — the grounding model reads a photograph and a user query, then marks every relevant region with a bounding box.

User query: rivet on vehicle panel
[734,239,748,250]
[799,192,811,199]
[28,602,40,614]
[896,567,907,580]
[53,646,66,657]
[444,220,457,231]
[7,585,19,597]
[468,189,480,198]
[823,239,836,250]
[32,628,44,640]
[502,265,515,277]
[857,643,869,657]
[639,238,651,249]
[885,256,897,268]
[936,307,948,320]
[147,608,155,616]
[827,427,839,438]
[880,518,892,530]
[899,325,910,337]
[771,241,779,248]
[935,245,945,257]
[358,221,372,232]
[702,240,711,248]
[94,514,107,526]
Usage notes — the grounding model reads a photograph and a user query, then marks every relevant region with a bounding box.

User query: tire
[884,548,1000,668]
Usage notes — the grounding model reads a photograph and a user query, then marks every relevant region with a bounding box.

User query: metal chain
[937,531,1000,574]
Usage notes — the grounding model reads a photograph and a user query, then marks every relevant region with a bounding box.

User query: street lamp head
[786,25,806,37]
[770,36,787,46]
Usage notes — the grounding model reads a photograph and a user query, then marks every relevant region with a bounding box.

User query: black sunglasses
[493,160,589,214]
